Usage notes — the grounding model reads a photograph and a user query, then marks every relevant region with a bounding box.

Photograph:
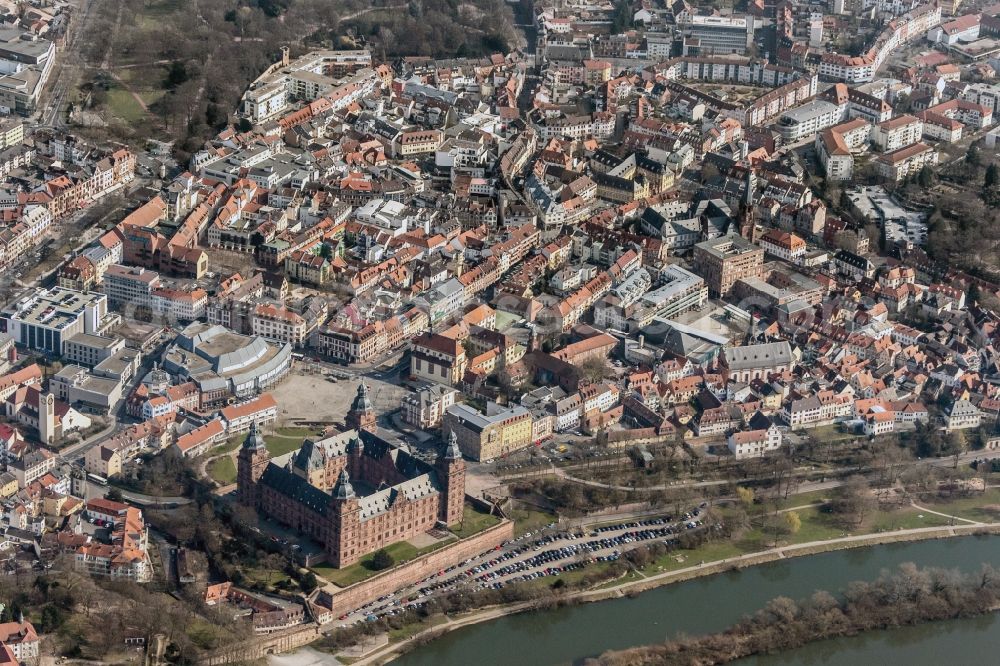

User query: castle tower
[39,392,55,445]
[345,433,366,478]
[328,469,361,567]
[237,421,271,507]
[437,430,466,526]
[346,382,377,431]
[292,439,327,488]
[280,46,290,67]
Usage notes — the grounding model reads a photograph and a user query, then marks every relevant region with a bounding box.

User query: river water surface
[392,535,1000,666]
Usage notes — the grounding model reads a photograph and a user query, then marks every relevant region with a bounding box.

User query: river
[392,535,1000,666]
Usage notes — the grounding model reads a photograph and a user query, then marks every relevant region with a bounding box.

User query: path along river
[392,535,1000,666]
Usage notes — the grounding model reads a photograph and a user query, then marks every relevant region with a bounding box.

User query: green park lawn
[509,507,557,537]
[207,457,236,485]
[314,539,451,588]
[106,87,147,123]
[451,504,503,539]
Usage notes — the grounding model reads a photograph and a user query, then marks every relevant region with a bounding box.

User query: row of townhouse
[36,148,136,219]
[320,307,428,364]
[818,4,941,82]
[550,272,613,331]
[780,389,854,428]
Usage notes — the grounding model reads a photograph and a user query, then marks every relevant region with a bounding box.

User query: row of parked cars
[341,507,711,623]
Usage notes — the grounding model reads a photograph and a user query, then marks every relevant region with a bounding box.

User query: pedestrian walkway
[910,501,981,525]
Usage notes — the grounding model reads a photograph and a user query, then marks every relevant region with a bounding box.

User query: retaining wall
[318,520,515,618]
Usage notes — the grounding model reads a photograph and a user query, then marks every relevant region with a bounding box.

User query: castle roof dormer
[332,469,355,500]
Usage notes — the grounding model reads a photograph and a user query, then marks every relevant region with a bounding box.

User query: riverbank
[348,522,1000,665]
[594,565,1000,665]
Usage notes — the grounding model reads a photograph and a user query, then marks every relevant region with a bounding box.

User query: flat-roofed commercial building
[0,27,55,115]
[2,288,116,354]
[682,15,755,56]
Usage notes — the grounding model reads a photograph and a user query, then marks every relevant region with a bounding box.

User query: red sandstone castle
[237,383,466,567]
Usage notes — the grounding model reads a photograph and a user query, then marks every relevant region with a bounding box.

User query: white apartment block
[777,100,844,142]
[240,49,375,123]
[872,115,923,152]
[959,83,1000,115]
[875,142,938,181]
[728,427,783,459]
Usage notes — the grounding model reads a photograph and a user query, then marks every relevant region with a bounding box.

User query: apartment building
[75,503,151,582]
[863,408,896,436]
[872,115,923,152]
[693,234,764,297]
[251,304,307,347]
[759,229,807,263]
[728,425,783,459]
[220,393,278,434]
[776,100,844,142]
[411,333,468,385]
[284,250,331,286]
[395,129,444,157]
[0,621,39,661]
[639,264,708,321]
[959,83,1000,114]
[919,111,963,142]
[102,264,206,320]
[926,98,994,129]
[816,119,873,182]
[402,384,458,429]
[102,264,158,306]
[443,402,533,461]
[944,399,981,430]
[240,49,374,122]
[927,13,980,44]
[834,249,876,279]
[817,128,854,180]
[875,142,938,181]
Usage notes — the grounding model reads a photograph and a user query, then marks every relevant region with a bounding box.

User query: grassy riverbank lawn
[920,488,1000,523]
[640,503,955,576]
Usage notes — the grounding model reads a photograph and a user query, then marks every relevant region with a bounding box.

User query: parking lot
[336,504,712,625]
